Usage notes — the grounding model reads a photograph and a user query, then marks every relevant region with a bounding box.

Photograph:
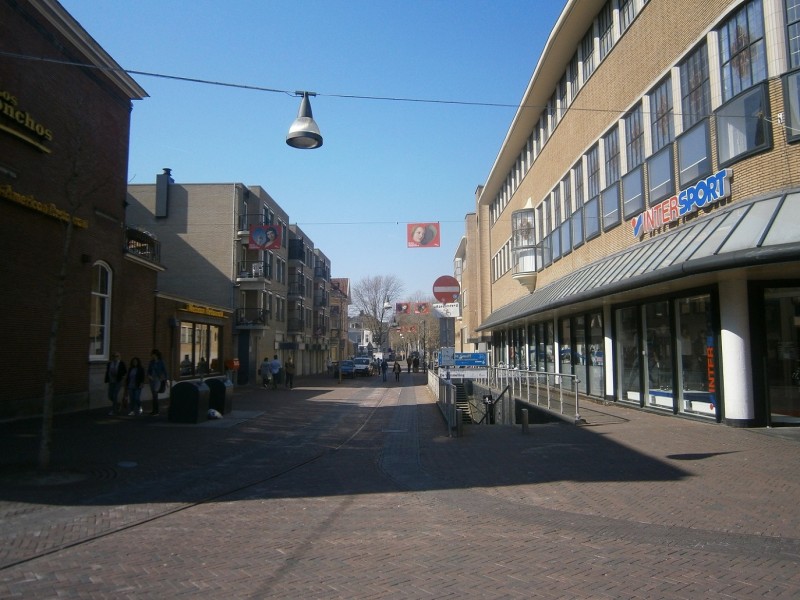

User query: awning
[477,191,800,331]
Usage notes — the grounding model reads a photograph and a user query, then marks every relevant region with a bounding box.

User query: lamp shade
[286,92,323,149]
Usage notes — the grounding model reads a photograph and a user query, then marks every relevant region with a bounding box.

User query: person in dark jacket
[146,349,168,416]
[105,352,127,415]
[125,357,146,416]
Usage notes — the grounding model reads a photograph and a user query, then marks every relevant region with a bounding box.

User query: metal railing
[480,367,582,424]
[428,369,461,436]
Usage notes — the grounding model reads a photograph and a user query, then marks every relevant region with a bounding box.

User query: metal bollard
[521,408,529,434]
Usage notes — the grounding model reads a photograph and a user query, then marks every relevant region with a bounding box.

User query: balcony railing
[287,283,306,297]
[237,213,272,232]
[235,308,270,327]
[237,260,272,280]
[313,290,328,306]
[125,228,161,263]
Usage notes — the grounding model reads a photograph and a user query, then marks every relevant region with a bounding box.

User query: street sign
[454,352,488,367]
[432,275,460,303]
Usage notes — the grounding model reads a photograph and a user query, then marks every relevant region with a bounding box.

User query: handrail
[480,367,582,424]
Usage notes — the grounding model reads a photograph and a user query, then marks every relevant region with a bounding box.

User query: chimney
[155,168,173,218]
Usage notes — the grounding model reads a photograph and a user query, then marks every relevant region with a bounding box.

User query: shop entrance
[764,288,800,425]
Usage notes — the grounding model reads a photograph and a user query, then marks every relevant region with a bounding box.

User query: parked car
[354,357,373,376]
[338,360,356,378]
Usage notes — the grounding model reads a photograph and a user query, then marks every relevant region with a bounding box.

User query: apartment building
[127,171,335,384]
[465,0,800,427]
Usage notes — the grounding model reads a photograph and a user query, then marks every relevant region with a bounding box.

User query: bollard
[521,408,529,434]
[456,408,463,437]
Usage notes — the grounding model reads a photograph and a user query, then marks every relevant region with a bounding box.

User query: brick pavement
[1,371,799,598]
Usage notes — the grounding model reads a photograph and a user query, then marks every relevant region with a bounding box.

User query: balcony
[237,213,271,237]
[313,289,328,307]
[287,282,306,298]
[125,228,161,265]
[235,307,270,329]
[287,317,305,333]
[314,265,329,281]
[236,260,271,289]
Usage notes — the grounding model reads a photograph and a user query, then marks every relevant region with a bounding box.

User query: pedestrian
[105,351,127,415]
[180,354,192,376]
[196,357,208,376]
[146,348,168,416]
[270,354,282,390]
[285,357,295,389]
[407,356,412,373]
[393,361,401,381]
[381,358,389,382]
[260,357,271,388]
[413,355,419,372]
[125,356,145,416]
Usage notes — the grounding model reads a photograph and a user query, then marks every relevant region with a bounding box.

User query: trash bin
[168,381,210,424]
[205,377,233,415]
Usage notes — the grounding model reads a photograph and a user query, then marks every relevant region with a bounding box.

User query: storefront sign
[183,303,225,318]
[0,184,88,228]
[0,89,53,153]
[631,169,732,237]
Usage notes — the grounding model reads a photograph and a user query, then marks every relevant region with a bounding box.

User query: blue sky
[59,0,563,301]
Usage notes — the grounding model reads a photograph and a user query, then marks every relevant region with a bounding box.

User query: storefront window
[559,318,573,384]
[616,306,641,403]
[179,322,221,376]
[676,294,716,417]
[644,300,673,411]
[763,288,800,424]
[588,312,604,396]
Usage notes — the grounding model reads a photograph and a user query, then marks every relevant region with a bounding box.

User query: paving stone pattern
[1,372,799,599]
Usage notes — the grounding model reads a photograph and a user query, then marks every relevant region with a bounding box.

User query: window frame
[89,262,112,361]
[715,83,771,167]
[646,144,675,205]
[622,165,646,220]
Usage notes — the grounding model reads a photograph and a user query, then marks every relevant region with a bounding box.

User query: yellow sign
[183,304,225,318]
[0,90,53,153]
[0,184,88,229]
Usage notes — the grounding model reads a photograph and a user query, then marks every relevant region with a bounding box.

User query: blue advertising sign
[454,353,488,366]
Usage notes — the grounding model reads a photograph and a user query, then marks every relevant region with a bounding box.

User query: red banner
[407,222,440,248]
[249,224,281,250]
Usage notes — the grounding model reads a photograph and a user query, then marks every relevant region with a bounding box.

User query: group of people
[259,355,295,390]
[105,349,168,416]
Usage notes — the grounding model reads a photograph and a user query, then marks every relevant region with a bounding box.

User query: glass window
[680,42,711,129]
[574,160,585,208]
[598,2,614,61]
[587,144,600,199]
[789,0,800,68]
[622,166,645,219]
[553,186,562,226]
[716,84,770,166]
[560,220,572,256]
[718,0,766,102]
[620,0,636,33]
[552,226,562,261]
[587,312,604,397]
[650,76,674,153]
[783,69,800,143]
[647,145,675,204]
[562,173,573,217]
[585,196,601,240]
[625,103,645,169]
[568,53,579,103]
[89,263,111,359]
[602,183,621,230]
[616,306,641,404]
[677,119,712,186]
[676,294,717,418]
[582,28,595,82]
[604,127,620,185]
[572,207,585,248]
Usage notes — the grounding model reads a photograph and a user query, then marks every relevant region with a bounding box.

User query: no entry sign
[432,275,460,303]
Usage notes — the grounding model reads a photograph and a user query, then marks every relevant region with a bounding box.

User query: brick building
[0,0,155,419]
[463,0,800,427]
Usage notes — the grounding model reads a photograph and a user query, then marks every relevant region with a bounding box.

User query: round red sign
[432,275,460,303]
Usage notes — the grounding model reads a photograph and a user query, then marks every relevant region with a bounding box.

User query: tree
[350,275,404,352]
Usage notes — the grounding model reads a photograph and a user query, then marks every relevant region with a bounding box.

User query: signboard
[440,347,455,366]
[432,302,460,318]
[432,275,460,303]
[441,369,487,380]
[454,352,488,367]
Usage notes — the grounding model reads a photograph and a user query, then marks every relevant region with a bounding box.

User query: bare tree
[350,275,404,352]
